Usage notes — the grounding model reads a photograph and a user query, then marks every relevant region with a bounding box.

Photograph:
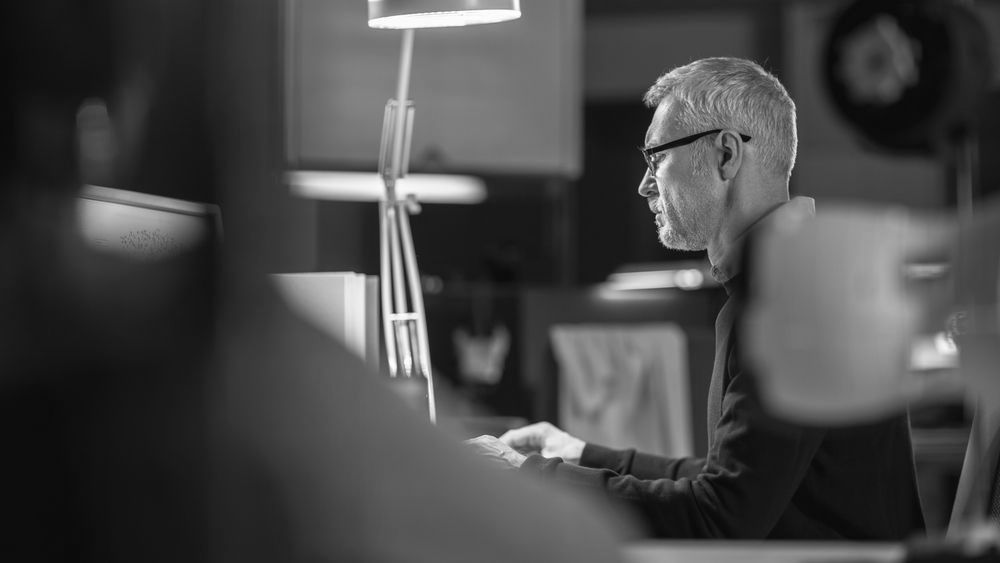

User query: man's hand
[499,422,585,464]
[464,435,527,470]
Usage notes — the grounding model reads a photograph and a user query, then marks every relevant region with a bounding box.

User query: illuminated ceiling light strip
[286,170,487,204]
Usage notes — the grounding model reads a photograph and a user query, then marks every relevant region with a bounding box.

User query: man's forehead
[645,98,678,145]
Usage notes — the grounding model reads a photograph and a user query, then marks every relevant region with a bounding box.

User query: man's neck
[707,182,789,271]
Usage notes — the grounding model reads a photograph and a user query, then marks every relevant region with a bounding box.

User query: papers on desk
[271,272,379,371]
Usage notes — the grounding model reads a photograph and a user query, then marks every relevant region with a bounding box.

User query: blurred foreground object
[743,198,1000,547]
[745,198,1000,422]
[1,0,633,560]
[744,204,960,423]
[215,283,633,563]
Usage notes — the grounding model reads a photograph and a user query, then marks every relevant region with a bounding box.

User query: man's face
[637,99,722,251]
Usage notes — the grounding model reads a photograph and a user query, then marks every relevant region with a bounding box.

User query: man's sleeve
[579,443,705,481]
[519,347,827,538]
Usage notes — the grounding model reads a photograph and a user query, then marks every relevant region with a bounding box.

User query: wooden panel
[287,0,582,177]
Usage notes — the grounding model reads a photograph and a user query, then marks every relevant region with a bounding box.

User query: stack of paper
[271,272,380,371]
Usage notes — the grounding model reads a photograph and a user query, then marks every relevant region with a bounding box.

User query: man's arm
[580,443,706,482]
[518,362,827,539]
[499,422,705,481]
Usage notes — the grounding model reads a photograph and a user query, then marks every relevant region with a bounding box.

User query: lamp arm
[379,201,398,376]
[398,204,437,422]
[379,29,416,379]
[385,29,415,195]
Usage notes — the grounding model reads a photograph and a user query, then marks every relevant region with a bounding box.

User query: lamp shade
[368,0,521,29]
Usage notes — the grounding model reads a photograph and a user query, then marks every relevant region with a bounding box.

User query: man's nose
[637,170,657,198]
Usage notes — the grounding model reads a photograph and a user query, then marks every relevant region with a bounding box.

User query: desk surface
[624,541,904,563]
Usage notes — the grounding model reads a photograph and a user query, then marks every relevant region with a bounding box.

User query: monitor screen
[75,185,222,262]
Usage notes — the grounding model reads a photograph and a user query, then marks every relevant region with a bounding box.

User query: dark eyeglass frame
[638,129,752,174]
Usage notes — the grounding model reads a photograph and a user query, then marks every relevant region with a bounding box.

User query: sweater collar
[710,196,816,287]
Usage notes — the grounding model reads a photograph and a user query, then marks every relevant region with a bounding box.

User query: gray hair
[643,57,797,180]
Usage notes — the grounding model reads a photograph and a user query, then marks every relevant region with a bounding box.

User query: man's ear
[715,130,744,181]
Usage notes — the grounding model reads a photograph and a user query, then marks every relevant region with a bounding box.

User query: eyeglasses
[638,129,752,175]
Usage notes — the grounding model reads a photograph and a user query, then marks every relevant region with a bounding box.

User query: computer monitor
[75,184,222,261]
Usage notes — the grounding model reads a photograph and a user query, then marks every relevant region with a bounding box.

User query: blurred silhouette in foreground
[744,199,1000,551]
[0,1,631,561]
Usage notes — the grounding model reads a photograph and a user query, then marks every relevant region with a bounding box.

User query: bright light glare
[287,170,487,204]
[909,332,959,371]
[369,9,521,29]
[604,268,705,291]
[674,269,704,289]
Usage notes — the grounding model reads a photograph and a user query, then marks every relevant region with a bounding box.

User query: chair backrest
[519,286,722,458]
[550,323,693,458]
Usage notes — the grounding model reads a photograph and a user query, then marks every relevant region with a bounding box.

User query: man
[469,57,926,539]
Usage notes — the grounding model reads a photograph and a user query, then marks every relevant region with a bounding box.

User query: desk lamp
[366,0,521,423]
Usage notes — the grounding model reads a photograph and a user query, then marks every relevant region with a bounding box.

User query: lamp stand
[378,29,437,424]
